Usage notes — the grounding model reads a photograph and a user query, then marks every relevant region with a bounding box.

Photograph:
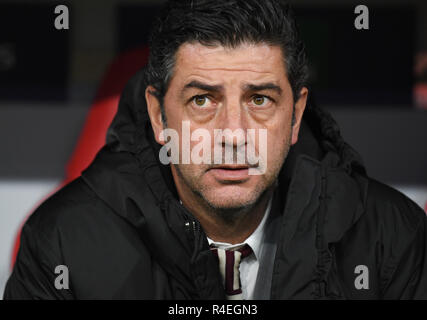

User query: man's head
[145,0,309,220]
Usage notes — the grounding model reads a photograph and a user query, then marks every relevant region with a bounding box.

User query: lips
[207,165,251,181]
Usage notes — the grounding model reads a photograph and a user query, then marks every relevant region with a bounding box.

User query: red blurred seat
[10,47,149,269]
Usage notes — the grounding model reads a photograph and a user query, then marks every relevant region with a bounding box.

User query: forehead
[173,42,287,82]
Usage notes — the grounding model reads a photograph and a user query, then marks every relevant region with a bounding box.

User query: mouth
[207,165,252,182]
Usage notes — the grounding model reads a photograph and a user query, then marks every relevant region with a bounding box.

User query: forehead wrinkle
[192,66,275,74]
[182,68,277,85]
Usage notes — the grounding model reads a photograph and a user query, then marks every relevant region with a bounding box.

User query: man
[4,0,427,299]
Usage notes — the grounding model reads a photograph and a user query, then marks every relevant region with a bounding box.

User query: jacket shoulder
[365,177,425,232]
[26,177,102,231]
[24,176,142,260]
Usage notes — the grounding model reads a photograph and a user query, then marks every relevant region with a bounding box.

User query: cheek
[265,123,292,162]
[164,105,181,128]
[163,88,185,123]
[268,112,292,141]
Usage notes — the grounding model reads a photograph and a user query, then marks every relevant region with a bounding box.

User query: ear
[145,85,165,145]
[291,87,308,146]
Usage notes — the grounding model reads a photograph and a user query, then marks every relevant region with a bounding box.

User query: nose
[215,97,247,148]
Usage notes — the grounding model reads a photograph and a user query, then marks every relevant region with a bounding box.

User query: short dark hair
[146,0,308,107]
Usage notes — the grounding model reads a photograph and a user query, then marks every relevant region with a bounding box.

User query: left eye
[251,95,270,107]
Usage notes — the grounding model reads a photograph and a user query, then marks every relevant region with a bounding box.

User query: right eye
[191,95,212,108]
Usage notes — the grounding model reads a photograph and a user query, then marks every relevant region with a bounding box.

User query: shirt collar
[206,196,273,260]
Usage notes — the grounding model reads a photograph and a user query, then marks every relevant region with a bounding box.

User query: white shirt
[206,197,273,300]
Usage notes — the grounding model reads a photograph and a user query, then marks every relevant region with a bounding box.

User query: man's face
[147,42,307,212]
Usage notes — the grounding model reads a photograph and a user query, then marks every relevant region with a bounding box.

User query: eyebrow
[183,80,223,93]
[181,80,283,96]
[243,83,283,95]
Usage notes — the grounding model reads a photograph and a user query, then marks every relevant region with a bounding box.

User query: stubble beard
[173,134,292,225]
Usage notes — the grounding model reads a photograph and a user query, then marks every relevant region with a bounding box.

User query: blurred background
[0,0,426,297]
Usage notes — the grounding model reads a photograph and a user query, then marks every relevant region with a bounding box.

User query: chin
[200,184,262,211]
